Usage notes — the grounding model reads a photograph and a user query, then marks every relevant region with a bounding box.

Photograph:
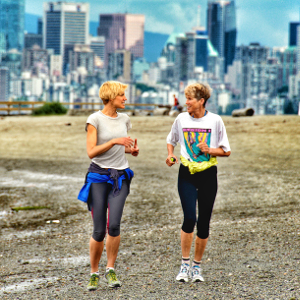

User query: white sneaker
[190,265,204,282]
[176,263,190,282]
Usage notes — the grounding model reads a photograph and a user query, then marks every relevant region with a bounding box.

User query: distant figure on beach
[173,94,179,110]
[166,82,231,283]
[78,81,139,290]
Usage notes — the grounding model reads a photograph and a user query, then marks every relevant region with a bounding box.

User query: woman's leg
[89,238,104,273]
[106,181,129,268]
[194,237,208,262]
[178,165,198,258]
[89,182,110,273]
[195,166,218,261]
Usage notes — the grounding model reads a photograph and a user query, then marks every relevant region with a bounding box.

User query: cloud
[145,15,174,34]
[144,2,199,34]
[24,0,300,48]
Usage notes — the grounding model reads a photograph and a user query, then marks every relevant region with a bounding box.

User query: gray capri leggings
[89,181,129,242]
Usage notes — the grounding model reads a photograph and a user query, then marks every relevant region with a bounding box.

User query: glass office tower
[207,0,236,74]
[98,13,145,66]
[0,0,25,52]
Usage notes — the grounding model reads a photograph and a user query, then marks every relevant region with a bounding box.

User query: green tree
[32,102,67,116]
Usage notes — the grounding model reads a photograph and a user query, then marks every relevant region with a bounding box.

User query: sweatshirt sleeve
[217,118,231,152]
[166,118,180,146]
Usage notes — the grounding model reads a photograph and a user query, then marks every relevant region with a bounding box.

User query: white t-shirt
[86,111,132,169]
[166,112,231,163]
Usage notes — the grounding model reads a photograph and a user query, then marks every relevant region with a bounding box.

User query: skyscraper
[89,36,106,64]
[43,2,89,73]
[97,14,145,66]
[0,67,9,101]
[0,0,25,52]
[207,0,236,75]
[289,22,300,47]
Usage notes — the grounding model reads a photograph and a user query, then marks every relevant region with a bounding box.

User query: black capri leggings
[178,164,218,239]
[89,180,129,242]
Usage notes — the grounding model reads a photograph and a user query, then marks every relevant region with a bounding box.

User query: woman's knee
[108,224,121,237]
[182,217,196,233]
[92,230,106,242]
[196,223,210,239]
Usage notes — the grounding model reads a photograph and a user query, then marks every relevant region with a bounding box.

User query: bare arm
[198,142,231,157]
[86,124,134,159]
[166,144,179,166]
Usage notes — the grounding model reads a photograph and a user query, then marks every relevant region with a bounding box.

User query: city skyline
[25,0,300,48]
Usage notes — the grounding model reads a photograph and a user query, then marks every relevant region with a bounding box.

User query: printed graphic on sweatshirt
[183,128,211,162]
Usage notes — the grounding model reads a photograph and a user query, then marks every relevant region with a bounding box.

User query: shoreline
[0,115,299,299]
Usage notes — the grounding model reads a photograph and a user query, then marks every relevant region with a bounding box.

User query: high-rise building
[43,2,89,73]
[0,49,22,77]
[22,45,49,75]
[175,36,188,82]
[97,14,145,66]
[235,43,274,107]
[289,22,300,47]
[24,33,43,49]
[0,0,25,52]
[207,0,236,75]
[89,36,105,66]
[38,18,43,35]
[279,47,297,87]
[0,67,9,101]
[68,44,95,74]
[108,49,133,82]
[49,54,63,77]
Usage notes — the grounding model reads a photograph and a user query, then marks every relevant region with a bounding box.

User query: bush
[32,102,67,116]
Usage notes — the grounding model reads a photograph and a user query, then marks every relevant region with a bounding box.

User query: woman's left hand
[197,142,210,155]
[130,139,139,156]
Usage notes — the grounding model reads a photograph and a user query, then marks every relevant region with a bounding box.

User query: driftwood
[153,107,171,116]
[232,108,255,117]
[169,110,180,117]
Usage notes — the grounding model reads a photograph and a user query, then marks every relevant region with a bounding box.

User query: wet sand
[0,114,299,299]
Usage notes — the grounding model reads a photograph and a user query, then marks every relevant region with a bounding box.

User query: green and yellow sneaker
[87,273,99,291]
[104,269,122,288]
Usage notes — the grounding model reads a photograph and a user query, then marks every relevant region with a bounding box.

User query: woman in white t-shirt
[166,82,231,283]
[78,81,139,290]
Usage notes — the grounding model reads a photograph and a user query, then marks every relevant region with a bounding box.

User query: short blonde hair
[184,83,212,107]
[99,81,128,104]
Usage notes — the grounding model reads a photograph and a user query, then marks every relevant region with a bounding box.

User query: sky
[25,0,300,47]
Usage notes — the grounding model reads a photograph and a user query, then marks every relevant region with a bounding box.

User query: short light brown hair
[184,83,212,107]
[99,81,128,104]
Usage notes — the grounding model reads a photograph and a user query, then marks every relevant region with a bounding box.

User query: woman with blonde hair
[78,81,139,290]
[166,82,231,283]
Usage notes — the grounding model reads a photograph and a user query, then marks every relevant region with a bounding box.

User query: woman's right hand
[166,155,178,167]
[113,137,134,148]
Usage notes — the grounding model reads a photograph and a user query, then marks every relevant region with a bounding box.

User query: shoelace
[193,266,200,275]
[108,271,118,281]
[90,274,98,285]
[181,264,189,274]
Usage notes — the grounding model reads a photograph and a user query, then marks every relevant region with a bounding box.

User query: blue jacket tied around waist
[78,168,134,204]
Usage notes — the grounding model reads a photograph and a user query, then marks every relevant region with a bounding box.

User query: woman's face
[111,91,127,109]
[185,94,204,114]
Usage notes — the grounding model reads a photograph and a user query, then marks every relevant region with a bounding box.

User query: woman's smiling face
[111,91,127,109]
[185,94,204,114]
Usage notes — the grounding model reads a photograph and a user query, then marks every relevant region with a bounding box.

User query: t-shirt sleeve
[85,113,98,132]
[217,118,231,152]
[166,118,179,146]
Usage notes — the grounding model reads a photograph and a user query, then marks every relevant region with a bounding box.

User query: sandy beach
[0,114,299,299]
